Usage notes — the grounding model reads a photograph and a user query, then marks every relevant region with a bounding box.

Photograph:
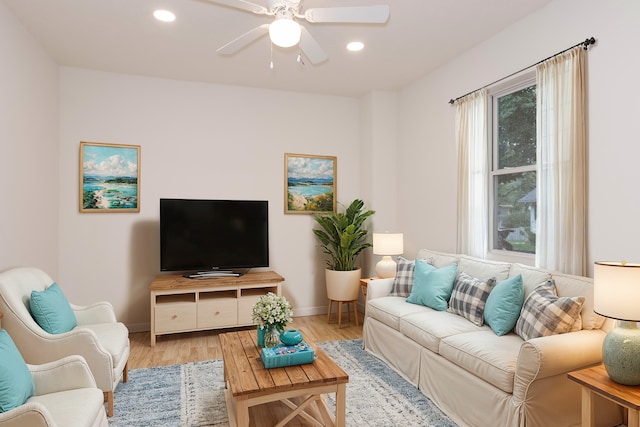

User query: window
[489,78,536,256]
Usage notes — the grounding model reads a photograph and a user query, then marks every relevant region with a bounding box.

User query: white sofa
[363,249,622,427]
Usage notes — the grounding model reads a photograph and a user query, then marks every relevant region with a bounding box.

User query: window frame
[487,72,537,263]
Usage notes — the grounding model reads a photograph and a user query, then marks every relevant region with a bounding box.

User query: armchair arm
[19,327,113,391]
[513,329,606,401]
[0,402,55,427]
[72,301,117,325]
[29,355,97,396]
[366,278,394,301]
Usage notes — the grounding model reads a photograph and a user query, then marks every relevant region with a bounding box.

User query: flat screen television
[160,198,269,274]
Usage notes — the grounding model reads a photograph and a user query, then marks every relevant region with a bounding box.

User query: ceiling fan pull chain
[270,42,274,69]
[297,51,305,66]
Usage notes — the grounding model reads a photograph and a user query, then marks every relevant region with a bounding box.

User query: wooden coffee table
[219,330,348,427]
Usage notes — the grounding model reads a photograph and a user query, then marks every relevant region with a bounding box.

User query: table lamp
[594,261,640,385]
[372,233,403,279]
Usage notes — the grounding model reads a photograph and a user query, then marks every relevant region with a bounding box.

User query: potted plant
[252,292,293,347]
[313,199,375,301]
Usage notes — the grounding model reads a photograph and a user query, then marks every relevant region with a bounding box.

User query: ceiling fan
[204,0,390,65]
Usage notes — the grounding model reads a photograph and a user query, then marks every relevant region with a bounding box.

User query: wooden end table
[219,330,349,427]
[568,364,640,427]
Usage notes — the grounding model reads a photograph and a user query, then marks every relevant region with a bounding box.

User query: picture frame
[284,153,336,214]
[79,141,141,213]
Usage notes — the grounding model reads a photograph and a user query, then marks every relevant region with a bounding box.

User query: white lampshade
[594,261,640,386]
[594,261,640,321]
[373,233,404,256]
[373,233,403,279]
[269,18,301,48]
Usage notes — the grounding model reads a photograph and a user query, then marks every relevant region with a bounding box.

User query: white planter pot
[325,268,361,301]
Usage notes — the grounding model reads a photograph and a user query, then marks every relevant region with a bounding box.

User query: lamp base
[375,256,397,279]
[603,320,640,385]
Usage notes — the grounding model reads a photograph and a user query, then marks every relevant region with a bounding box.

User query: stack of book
[260,342,315,368]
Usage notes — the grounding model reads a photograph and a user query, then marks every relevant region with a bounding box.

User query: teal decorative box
[260,342,315,369]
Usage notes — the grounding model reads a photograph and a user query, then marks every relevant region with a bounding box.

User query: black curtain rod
[448,37,596,105]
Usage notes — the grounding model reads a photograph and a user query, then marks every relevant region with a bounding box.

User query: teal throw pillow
[484,274,524,336]
[30,282,77,334]
[406,261,458,311]
[0,329,35,412]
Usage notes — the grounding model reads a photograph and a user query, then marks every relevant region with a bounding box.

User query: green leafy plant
[313,199,375,271]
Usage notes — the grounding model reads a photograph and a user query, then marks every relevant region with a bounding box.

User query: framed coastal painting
[79,141,141,213]
[284,153,336,214]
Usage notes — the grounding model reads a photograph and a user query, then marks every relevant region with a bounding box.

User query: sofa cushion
[515,280,585,341]
[0,329,34,412]
[458,256,511,283]
[448,273,496,326]
[29,282,78,334]
[484,274,524,336]
[400,310,484,353]
[366,296,432,331]
[439,330,523,393]
[551,272,604,330]
[406,262,458,311]
[390,257,422,297]
[510,264,582,331]
[29,387,105,427]
[416,249,460,268]
[509,263,552,295]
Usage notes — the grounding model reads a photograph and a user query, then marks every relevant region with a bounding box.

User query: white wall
[5,0,639,333]
[58,68,363,329]
[397,0,640,273]
[0,2,59,275]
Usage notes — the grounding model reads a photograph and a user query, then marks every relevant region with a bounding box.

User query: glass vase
[264,326,281,348]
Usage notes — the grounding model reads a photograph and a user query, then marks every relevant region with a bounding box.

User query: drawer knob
[172,314,178,320]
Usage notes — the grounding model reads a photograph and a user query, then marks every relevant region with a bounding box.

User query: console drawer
[155,303,197,333]
[198,298,238,328]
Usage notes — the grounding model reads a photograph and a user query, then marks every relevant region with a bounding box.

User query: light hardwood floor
[128,313,364,370]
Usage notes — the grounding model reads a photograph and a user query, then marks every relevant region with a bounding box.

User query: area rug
[108,339,457,426]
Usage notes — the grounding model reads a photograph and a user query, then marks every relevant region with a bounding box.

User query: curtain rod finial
[449,99,455,105]
[583,37,596,50]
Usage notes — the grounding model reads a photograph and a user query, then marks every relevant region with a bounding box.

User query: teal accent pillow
[0,329,34,412]
[483,274,524,336]
[406,261,458,311]
[30,282,77,334]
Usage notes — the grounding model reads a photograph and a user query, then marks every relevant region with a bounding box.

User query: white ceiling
[4,0,553,97]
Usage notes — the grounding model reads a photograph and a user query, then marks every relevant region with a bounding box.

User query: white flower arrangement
[252,292,293,330]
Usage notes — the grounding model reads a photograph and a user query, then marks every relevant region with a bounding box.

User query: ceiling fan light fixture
[153,9,176,23]
[347,41,364,52]
[269,18,301,48]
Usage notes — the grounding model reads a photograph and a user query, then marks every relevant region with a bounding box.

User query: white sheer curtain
[455,89,488,258]
[536,47,587,275]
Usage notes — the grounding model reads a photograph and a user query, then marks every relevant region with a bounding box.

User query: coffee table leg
[335,383,346,427]
[236,398,250,427]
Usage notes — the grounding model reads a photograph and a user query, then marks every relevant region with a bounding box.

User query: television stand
[149,270,284,346]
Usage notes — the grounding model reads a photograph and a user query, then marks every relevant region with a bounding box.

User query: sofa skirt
[363,317,422,386]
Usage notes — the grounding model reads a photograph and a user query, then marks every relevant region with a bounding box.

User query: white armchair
[0,355,108,427]
[0,267,129,417]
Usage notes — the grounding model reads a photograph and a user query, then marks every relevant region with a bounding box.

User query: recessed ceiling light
[153,10,176,22]
[347,41,364,52]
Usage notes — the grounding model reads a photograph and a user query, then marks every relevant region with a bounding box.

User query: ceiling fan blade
[304,5,389,24]
[217,24,270,55]
[199,0,268,15]
[299,26,328,65]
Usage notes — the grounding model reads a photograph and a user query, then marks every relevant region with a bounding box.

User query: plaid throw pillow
[390,257,416,297]
[448,272,496,326]
[515,280,585,341]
